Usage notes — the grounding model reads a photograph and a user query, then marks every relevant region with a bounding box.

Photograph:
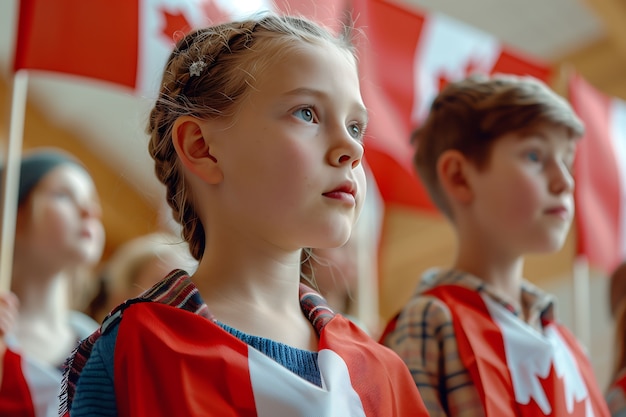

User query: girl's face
[205,41,367,251]
[16,164,105,270]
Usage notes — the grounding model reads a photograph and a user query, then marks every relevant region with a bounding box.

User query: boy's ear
[437,150,473,205]
[172,116,223,184]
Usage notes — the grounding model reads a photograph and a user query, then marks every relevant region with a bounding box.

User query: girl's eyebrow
[282,87,368,120]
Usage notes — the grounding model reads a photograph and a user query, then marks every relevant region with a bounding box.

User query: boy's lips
[544,205,569,219]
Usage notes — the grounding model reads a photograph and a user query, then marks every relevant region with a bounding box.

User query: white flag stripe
[248,347,367,416]
[411,12,500,123]
[138,0,210,96]
[610,98,626,261]
[22,355,62,417]
[214,0,272,20]
[136,0,274,97]
[482,294,592,415]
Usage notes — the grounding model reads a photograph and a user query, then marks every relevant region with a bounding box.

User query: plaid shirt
[382,269,555,417]
[607,370,626,417]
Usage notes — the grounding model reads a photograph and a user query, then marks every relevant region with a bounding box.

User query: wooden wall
[0,75,160,261]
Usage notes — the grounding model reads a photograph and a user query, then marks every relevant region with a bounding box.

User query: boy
[381,74,610,417]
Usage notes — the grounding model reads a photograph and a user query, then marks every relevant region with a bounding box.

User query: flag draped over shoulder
[351,0,551,211]
[569,74,626,274]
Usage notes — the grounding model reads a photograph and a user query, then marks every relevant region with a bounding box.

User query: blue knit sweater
[70,321,321,416]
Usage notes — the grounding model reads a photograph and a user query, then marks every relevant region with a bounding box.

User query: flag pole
[557,63,592,348]
[0,70,29,293]
[572,255,591,349]
[354,177,383,335]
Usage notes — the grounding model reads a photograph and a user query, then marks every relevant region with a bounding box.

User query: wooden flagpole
[0,70,29,293]
[557,63,592,349]
[572,255,591,349]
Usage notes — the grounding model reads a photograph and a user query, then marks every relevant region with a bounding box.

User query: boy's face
[467,124,576,255]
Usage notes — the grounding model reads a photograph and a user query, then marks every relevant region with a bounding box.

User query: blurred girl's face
[16,164,105,270]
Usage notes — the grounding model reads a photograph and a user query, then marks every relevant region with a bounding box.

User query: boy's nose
[80,200,102,219]
[550,161,574,194]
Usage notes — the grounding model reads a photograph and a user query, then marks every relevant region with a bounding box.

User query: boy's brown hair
[412,74,584,218]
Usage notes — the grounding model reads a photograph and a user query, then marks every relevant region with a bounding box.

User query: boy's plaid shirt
[382,269,554,417]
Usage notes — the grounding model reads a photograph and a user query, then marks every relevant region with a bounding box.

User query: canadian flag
[14,0,346,97]
[352,0,551,210]
[0,347,62,417]
[568,74,626,274]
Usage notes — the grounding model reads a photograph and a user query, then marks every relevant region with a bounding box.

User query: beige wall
[0,75,161,261]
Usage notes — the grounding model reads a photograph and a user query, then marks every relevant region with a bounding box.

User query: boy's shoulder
[381,269,468,344]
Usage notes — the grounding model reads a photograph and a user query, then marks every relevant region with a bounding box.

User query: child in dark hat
[0,148,105,417]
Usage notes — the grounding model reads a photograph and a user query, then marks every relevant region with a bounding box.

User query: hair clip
[189,60,207,77]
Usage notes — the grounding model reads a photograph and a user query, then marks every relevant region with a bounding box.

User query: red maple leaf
[160,8,193,44]
[521,362,588,417]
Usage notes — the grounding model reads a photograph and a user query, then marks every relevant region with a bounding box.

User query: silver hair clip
[189,60,207,77]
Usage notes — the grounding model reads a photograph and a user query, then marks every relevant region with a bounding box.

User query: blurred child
[87,232,197,322]
[606,262,626,416]
[0,148,104,417]
[381,74,610,417]
[61,14,428,416]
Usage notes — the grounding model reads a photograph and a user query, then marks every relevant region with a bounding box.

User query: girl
[62,14,428,417]
[0,148,105,417]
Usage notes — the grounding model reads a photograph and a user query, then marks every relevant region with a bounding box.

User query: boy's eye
[293,107,315,123]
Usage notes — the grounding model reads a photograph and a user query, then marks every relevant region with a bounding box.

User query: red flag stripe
[570,74,623,273]
[14,0,139,89]
[353,0,551,211]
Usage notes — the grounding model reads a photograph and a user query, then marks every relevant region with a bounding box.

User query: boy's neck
[454,249,525,310]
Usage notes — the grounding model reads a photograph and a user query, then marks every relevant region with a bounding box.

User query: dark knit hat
[15,150,83,205]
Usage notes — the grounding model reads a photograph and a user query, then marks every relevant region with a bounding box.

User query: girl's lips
[323,191,356,205]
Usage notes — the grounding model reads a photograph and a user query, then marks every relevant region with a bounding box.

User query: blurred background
[1,0,623,388]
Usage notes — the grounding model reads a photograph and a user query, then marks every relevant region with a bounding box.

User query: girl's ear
[172,116,223,184]
[437,150,473,205]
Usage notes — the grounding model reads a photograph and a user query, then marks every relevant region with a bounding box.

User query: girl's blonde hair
[147,14,354,260]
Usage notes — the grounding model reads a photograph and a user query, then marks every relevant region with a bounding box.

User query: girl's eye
[348,123,362,140]
[525,150,541,163]
[52,190,72,200]
[293,107,316,123]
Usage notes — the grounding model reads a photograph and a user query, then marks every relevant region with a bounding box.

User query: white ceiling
[0,0,606,207]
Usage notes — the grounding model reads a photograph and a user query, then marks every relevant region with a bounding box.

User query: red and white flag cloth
[352,0,551,210]
[0,347,61,417]
[60,271,428,416]
[14,0,346,96]
[568,74,626,274]
[114,302,427,416]
[427,285,610,417]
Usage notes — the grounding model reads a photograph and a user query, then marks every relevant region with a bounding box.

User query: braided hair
[147,14,354,260]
